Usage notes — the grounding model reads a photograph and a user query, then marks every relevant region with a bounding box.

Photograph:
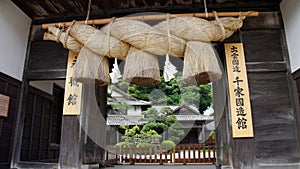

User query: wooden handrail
[42,11,259,29]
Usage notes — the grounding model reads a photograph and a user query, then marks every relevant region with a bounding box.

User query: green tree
[116,73,212,114]
[167,121,185,142]
[121,107,186,144]
[141,122,168,135]
[121,125,161,143]
[157,106,185,143]
[198,84,212,113]
[140,108,169,135]
[181,85,201,107]
[122,125,140,142]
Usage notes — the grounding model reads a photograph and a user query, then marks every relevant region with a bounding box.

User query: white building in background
[108,86,151,116]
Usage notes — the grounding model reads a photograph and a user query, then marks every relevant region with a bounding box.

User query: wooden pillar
[59,82,107,168]
[59,115,83,169]
[81,85,107,165]
[212,54,233,167]
[214,12,300,169]
[59,51,84,169]
[98,86,108,164]
[10,25,33,168]
[291,69,300,143]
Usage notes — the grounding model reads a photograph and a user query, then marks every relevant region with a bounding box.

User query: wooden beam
[42,11,259,29]
[27,70,67,80]
[15,162,58,168]
[246,62,287,73]
[10,26,32,168]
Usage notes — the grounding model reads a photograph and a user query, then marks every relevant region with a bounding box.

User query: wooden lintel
[42,11,259,29]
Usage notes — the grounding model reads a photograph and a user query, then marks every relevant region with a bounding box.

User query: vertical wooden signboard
[63,51,83,115]
[0,94,10,117]
[225,43,254,138]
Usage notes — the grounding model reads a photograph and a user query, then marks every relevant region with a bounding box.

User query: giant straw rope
[44,12,248,85]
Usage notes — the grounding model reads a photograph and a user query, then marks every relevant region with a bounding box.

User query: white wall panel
[0,0,31,80]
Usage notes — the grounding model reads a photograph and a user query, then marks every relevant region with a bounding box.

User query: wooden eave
[11,0,282,25]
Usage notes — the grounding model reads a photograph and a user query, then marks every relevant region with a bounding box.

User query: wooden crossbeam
[42,11,258,29]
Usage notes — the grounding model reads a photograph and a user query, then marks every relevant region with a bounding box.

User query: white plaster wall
[0,0,31,81]
[127,106,141,115]
[111,91,123,98]
[281,0,300,73]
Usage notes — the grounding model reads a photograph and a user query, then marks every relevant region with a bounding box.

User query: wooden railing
[114,141,216,164]
[174,144,215,164]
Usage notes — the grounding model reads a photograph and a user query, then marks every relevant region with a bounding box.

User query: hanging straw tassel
[183,41,222,85]
[73,46,110,86]
[123,46,160,85]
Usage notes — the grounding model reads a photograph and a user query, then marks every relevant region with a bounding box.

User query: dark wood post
[214,12,300,169]
[10,25,33,168]
[58,115,83,168]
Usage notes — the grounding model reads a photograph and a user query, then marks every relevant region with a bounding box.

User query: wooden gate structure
[2,1,300,169]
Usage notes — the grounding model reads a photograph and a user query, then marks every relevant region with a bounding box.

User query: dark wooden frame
[10,24,68,168]
[213,12,300,169]
[10,25,33,168]
[10,25,107,168]
[0,72,22,168]
[20,85,55,161]
[11,0,282,25]
[291,68,300,145]
[7,4,300,169]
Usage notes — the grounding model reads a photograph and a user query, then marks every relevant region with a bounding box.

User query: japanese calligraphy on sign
[63,51,83,115]
[225,43,254,138]
[0,94,10,117]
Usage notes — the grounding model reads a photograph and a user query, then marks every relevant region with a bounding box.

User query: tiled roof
[108,98,151,106]
[106,114,213,125]
[108,86,151,106]
[110,86,137,101]
[175,115,214,121]
[107,115,145,125]
[173,102,201,115]
[152,105,179,112]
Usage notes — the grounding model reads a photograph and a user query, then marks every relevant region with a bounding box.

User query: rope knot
[213,11,226,42]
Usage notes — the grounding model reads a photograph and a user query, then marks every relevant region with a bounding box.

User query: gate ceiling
[11,0,281,24]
